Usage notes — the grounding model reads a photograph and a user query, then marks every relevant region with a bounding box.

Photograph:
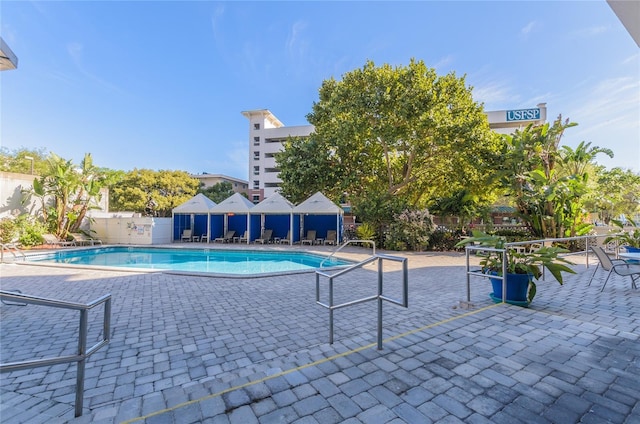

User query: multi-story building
[241,110,314,203]
[243,103,547,202]
[191,173,249,196]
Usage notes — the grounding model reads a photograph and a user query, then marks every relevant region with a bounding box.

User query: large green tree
[587,167,640,223]
[0,147,49,175]
[277,59,500,217]
[197,181,237,203]
[109,169,199,216]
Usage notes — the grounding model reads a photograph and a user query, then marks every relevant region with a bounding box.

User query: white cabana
[172,193,216,242]
[293,192,344,244]
[250,193,299,243]
[210,193,258,243]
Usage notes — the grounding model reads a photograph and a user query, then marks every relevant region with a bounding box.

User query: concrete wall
[1,171,109,220]
[91,217,172,245]
[0,172,37,218]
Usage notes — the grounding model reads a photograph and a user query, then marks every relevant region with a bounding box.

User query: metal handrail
[319,239,376,267]
[316,253,408,350]
[0,291,112,418]
[1,243,26,262]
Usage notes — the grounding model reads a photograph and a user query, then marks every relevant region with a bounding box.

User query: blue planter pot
[624,246,640,253]
[488,272,531,306]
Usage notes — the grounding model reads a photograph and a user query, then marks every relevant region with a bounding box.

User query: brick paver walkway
[1,246,638,423]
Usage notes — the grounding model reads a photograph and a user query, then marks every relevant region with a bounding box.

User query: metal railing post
[75,309,88,417]
[329,276,334,345]
[377,258,383,350]
[502,249,507,303]
[316,254,408,349]
[465,248,471,302]
[0,291,111,418]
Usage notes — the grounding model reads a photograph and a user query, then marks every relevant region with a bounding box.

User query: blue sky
[1,1,638,180]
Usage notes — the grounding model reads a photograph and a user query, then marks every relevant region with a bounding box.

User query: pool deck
[1,244,639,423]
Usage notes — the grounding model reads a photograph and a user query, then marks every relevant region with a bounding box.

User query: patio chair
[239,231,249,243]
[42,234,75,248]
[71,233,103,246]
[255,229,273,244]
[528,242,543,253]
[215,230,235,243]
[588,246,640,291]
[279,231,291,244]
[301,230,316,245]
[324,230,337,246]
[181,229,193,242]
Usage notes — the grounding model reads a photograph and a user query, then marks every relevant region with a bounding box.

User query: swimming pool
[28,247,352,276]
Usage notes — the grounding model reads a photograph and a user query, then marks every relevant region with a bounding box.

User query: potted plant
[455,231,576,305]
[604,219,640,253]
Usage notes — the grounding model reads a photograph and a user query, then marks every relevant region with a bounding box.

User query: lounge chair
[301,230,316,245]
[588,246,640,291]
[255,229,273,244]
[181,229,193,242]
[215,230,236,243]
[71,233,103,246]
[324,230,337,246]
[42,234,75,248]
[239,231,249,243]
[279,231,291,244]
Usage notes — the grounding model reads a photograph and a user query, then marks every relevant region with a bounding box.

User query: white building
[243,103,547,202]
[191,173,249,196]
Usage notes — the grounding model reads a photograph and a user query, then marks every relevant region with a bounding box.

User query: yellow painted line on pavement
[122,303,501,423]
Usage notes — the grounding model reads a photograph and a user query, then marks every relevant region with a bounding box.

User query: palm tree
[25,153,110,239]
[559,141,613,178]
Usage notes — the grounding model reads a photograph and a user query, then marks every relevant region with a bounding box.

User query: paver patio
[1,246,638,423]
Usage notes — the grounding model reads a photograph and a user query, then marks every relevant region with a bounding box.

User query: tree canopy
[109,169,200,217]
[276,59,500,215]
[197,181,238,204]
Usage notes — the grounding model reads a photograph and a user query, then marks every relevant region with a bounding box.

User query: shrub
[15,215,46,247]
[386,209,434,251]
[427,227,463,251]
[356,222,376,241]
[0,218,18,244]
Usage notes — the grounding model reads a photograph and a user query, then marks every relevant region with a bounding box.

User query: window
[252,195,260,203]
[254,136,260,145]
[254,123,260,130]
[253,166,259,175]
[253,180,260,189]
[254,151,260,160]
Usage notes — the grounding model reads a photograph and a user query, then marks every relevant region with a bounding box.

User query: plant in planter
[455,231,576,305]
[604,219,640,253]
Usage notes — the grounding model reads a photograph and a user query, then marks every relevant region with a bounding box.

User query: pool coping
[15,244,358,279]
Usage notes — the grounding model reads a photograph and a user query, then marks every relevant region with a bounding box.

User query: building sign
[506,108,540,122]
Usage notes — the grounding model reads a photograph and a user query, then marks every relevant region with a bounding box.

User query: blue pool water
[29,247,351,275]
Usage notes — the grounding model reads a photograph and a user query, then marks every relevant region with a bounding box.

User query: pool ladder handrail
[0,290,112,418]
[319,239,376,268]
[1,243,26,262]
[316,253,408,350]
